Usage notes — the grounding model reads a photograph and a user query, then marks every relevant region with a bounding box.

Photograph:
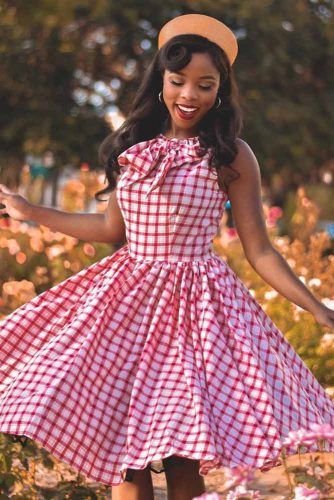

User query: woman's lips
[175,104,199,121]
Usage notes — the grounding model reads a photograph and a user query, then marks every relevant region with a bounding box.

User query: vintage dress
[1,133,334,487]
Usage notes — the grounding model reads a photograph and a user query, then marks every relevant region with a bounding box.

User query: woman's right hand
[0,184,33,222]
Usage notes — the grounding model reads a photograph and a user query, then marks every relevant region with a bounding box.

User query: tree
[0,0,333,193]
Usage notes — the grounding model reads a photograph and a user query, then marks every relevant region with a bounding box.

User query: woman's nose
[180,86,198,101]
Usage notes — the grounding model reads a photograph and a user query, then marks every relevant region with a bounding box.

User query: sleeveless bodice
[116,133,228,262]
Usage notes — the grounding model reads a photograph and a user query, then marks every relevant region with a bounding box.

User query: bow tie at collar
[117,134,209,197]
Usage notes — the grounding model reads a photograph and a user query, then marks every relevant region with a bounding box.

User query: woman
[1,13,334,500]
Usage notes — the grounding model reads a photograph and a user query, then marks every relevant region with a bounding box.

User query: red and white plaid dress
[1,133,334,486]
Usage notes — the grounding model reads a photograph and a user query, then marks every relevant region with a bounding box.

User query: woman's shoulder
[232,138,259,173]
[235,137,251,153]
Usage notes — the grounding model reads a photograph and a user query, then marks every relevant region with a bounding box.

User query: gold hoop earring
[215,97,222,109]
[158,91,164,103]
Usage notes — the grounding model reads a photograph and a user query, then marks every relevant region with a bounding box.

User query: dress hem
[2,427,334,487]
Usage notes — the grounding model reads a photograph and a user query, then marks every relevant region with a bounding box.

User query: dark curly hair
[95,33,243,201]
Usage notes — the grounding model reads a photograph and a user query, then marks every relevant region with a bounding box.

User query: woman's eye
[170,80,212,91]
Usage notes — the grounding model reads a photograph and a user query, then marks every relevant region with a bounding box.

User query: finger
[0,184,12,194]
[0,191,12,200]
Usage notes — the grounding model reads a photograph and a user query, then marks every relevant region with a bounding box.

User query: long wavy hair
[95,33,243,201]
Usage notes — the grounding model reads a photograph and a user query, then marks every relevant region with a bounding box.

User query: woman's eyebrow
[170,70,218,80]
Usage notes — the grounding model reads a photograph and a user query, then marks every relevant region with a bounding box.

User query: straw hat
[158,13,238,66]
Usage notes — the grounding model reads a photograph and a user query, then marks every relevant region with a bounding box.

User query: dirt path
[30,451,334,499]
[150,453,334,500]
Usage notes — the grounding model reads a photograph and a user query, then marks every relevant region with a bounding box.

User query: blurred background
[0,1,334,496]
[0,0,333,224]
[0,1,333,324]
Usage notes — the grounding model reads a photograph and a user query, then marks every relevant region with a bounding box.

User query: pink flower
[305,465,324,479]
[222,464,255,489]
[293,485,321,499]
[282,428,317,447]
[192,493,222,500]
[283,424,334,449]
[308,423,334,441]
[83,243,96,258]
[226,484,261,499]
[226,228,238,239]
[268,206,283,220]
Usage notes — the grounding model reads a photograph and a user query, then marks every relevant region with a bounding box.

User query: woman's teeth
[175,104,199,120]
[177,105,198,113]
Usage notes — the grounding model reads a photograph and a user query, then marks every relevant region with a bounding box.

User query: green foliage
[0,219,114,316]
[1,0,334,191]
[283,184,334,233]
[0,433,110,497]
[304,184,334,220]
[0,0,110,183]
[214,219,334,387]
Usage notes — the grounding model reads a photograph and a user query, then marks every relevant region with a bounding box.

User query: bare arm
[0,184,127,245]
[27,206,111,243]
[226,140,325,316]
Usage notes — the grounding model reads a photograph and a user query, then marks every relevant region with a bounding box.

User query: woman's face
[162,52,221,137]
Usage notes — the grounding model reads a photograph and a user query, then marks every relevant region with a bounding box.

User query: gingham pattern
[116,134,224,262]
[1,133,334,487]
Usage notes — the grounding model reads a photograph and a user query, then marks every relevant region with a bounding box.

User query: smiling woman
[1,12,334,500]
[162,57,221,129]
[96,25,244,199]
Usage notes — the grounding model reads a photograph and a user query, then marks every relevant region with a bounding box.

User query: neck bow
[117,134,209,198]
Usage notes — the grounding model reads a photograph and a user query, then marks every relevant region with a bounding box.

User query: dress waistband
[127,248,218,263]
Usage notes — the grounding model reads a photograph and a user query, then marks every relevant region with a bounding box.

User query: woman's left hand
[311,303,334,329]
